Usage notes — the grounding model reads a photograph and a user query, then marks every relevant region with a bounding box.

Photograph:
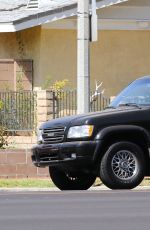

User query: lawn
[0,178,55,188]
[0,177,149,188]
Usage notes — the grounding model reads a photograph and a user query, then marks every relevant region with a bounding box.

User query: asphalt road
[0,190,150,230]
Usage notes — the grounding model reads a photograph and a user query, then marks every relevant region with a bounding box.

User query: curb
[0,185,150,192]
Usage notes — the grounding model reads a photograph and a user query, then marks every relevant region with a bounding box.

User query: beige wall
[0,26,41,88]
[39,29,150,97]
[1,27,150,97]
[39,29,77,89]
[91,30,150,97]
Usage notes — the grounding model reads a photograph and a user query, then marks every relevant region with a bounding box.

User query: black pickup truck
[32,76,150,190]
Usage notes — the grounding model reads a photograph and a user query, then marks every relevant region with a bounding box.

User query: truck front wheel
[49,167,96,190]
[100,141,145,189]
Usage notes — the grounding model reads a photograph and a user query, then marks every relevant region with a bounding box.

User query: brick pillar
[36,90,54,128]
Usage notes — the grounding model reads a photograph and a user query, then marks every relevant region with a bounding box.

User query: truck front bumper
[31,141,99,168]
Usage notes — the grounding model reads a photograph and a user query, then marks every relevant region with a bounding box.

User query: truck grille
[42,126,65,144]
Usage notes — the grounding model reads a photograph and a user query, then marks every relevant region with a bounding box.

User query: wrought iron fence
[0,91,37,131]
[53,90,110,118]
[90,91,110,112]
[0,90,110,130]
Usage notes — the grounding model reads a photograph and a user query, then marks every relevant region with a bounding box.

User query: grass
[0,177,149,188]
[0,179,55,188]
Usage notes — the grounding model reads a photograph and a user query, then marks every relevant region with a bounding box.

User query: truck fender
[93,125,150,163]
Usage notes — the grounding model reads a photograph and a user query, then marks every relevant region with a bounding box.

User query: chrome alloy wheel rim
[111,150,137,180]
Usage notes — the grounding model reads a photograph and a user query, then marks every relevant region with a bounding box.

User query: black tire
[49,167,96,190]
[100,141,145,189]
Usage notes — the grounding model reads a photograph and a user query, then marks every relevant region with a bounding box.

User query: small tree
[0,126,8,149]
[0,100,8,148]
[42,75,69,91]
[51,79,69,91]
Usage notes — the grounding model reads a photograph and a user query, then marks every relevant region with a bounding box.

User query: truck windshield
[110,78,150,108]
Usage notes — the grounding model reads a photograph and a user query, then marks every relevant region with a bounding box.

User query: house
[0,0,150,97]
[1,0,150,176]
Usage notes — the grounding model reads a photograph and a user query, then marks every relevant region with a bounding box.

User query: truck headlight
[68,125,94,139]
[37,129,43,144]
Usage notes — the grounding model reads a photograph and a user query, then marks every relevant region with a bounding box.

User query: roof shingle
[0,0,77,22]
[0,0,128,31]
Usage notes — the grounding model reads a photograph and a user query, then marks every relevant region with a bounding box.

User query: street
[0,189,150,230]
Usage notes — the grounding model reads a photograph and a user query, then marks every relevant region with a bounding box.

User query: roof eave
[14,3,77,31]
[0,22,16,32]
[0,0,128,32]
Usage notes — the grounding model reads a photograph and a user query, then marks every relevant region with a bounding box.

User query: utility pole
[77,0,90,114]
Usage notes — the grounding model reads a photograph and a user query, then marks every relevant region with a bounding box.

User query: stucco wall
[39,29,77,89]
[39,29,150,97]
[91,30,150,96]
[1,28,150,97]
[0,26,41,88]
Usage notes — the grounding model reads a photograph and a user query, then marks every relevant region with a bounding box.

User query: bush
[0,126,8,149]
[0,100,3,110]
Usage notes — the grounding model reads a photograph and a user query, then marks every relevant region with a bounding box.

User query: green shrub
[0,100,3,110]
[0,126,8,149]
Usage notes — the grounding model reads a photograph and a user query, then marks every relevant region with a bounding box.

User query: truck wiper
[104,106,116,110]
[118,103,141,108]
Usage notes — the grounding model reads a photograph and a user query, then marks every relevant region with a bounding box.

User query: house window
[0,59,33,91]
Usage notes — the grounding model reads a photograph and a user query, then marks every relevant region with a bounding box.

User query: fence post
[36,90,54,128]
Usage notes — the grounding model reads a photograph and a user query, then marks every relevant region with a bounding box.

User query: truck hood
[40,106,149,130]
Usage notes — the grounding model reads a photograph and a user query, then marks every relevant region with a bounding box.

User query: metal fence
[0,91,37,131]
[0,90,110,130]
[53,90,110,118]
